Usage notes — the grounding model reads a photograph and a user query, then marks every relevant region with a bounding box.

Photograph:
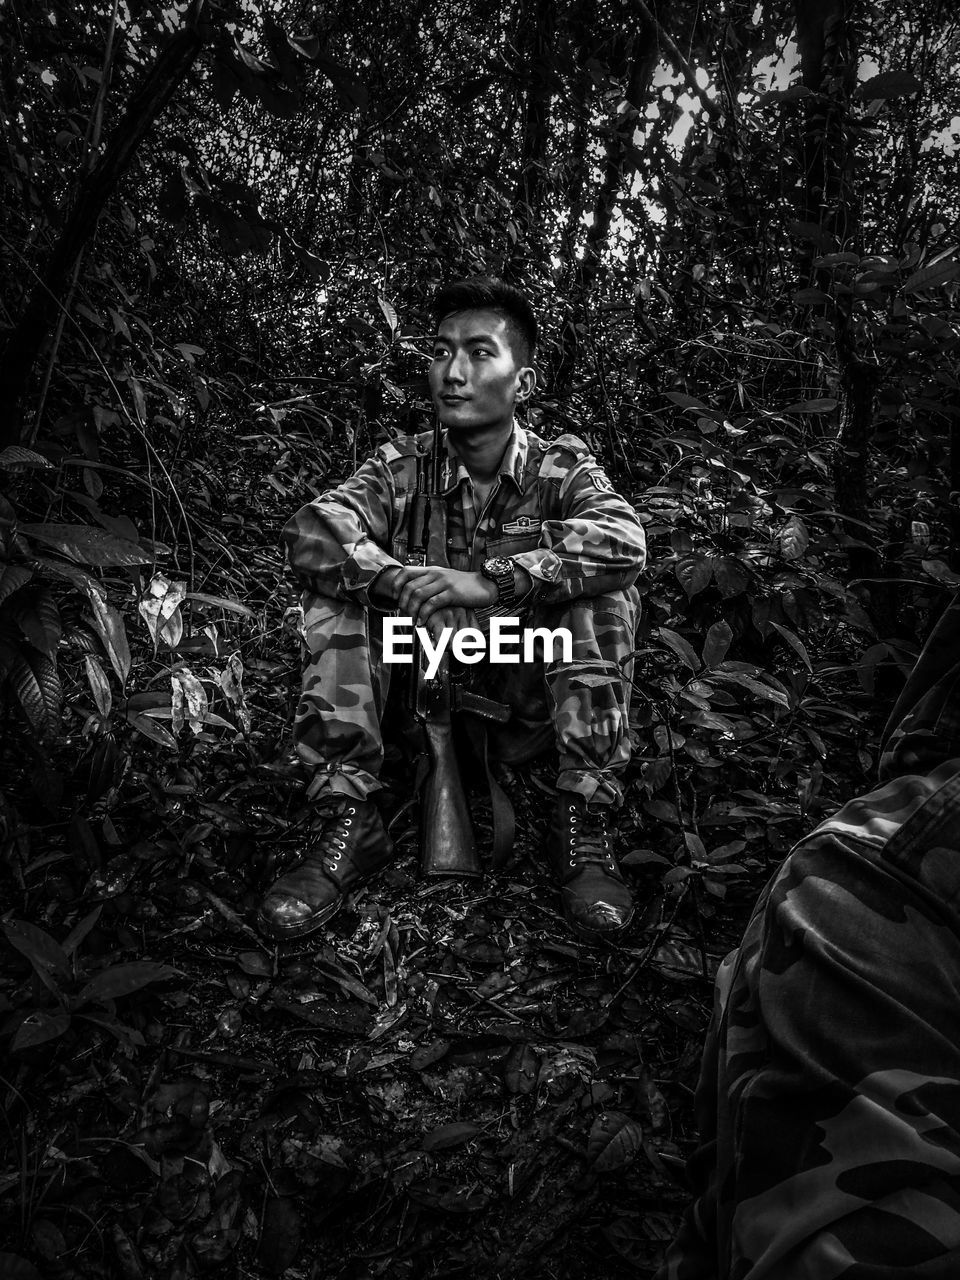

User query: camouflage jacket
[658,590,960,1280]
[283,421,646,606]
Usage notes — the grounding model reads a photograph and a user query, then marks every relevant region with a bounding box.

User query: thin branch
[634,0,723,122]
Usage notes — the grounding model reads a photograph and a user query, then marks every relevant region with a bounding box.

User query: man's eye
[473,349,492,358]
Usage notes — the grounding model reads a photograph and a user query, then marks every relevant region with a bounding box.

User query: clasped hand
[391,565,497,639]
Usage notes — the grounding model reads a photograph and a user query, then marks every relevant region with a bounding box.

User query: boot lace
[566,802,615,870]
[312,802,356,876]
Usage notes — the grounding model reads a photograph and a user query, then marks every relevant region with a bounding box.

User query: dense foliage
[2,0,960,1275]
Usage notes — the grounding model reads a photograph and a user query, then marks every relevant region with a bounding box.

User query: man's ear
[516,364,537,401]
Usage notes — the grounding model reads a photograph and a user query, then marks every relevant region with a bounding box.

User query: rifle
[405,423,509,877]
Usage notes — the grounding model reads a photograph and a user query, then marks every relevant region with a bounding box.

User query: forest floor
[0,694,777,1280]
[0,508,829,1280]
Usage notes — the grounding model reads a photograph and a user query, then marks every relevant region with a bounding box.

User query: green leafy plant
[1,910,176,1054]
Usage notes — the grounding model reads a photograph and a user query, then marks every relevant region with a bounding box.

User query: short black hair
[432,275,538,366]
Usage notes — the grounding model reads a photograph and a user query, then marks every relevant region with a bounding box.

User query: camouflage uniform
[283,422,646,807]
[657,591,960,1280]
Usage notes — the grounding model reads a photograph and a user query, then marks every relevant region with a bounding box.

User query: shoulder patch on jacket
[538,433,593,485]
[584,466,616,493]
[376,433,426,467]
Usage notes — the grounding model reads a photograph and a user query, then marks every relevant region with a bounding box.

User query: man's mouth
[441,394,468,403]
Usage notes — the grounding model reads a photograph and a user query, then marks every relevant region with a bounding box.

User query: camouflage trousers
[293,586,640,807]
[658,590,960,1280]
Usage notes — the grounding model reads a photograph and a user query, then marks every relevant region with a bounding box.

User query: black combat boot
[550,792,634,940]
[258,796,394,941]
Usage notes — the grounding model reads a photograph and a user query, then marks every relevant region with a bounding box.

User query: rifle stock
[417,664,481,878]
[406,437,481,879]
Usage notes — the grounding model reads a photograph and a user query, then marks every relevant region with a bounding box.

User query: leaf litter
[0,746,760,1279]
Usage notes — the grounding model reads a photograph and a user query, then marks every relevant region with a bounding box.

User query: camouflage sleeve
[512,451,647,602]
[282,453,403,605]
[657,590,960,1280]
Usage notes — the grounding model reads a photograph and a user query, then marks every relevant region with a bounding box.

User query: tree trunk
[795,0,857,252]
[508,0,557,266]
[0,18,205,444]
[554,16,659,395]
[794,0,896,634]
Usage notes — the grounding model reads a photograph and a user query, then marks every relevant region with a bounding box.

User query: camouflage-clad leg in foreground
[293,586,641,807]
[657,590,960,1280]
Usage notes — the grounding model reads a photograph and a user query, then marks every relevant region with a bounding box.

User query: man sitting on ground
[258,275,647,944]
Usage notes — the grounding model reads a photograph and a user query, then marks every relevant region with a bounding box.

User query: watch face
[486,556,513,576]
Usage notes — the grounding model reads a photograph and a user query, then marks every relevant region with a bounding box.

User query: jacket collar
[439,420,527,494]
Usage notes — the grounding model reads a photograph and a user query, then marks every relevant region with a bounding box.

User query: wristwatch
[480,555,517,607]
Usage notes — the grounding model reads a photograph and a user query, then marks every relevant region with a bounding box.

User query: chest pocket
[481,500,544,562]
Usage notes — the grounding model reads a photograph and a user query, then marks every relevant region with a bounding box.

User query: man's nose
[442,353,468,384]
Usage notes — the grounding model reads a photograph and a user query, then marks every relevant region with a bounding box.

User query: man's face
[428,309,532,430]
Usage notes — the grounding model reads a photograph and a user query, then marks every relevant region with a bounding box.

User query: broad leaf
[782,398,837,414]
[187,591,256,619]
[769,621,813,672]
[26,649,61,737]
[656,627,700,671]
[0,563,33,606]
[84,654,112,718]
[712,557,749,598]
[410,1037,450,1070]
[29,555,101,598]
[0,445,53,470]
[3,919,70,981]
[675,555,713,598]
[315,54,368,111]
[713,669,790,709]
[903,260,960,294]
[922,558,960,585]
[378,296,398,335]
[780,514,809,560]
[76,1012,146,1049]
[587,1111,644,1172]
[127,711,179,750]
[139,574,186,648]
[663,391,714,414]
[78,961,176,1005]
[12,1011,71,1052]
[171,668,208,735]
[9,587,61,658]
[62,905,104,957]
[19,524,151,567]
[856,70,921,99]
[421,1122,480,1152]
[88,589,131,684]
[503,1043,538,1095]
[0,641,48,736]
[701,620,733,668]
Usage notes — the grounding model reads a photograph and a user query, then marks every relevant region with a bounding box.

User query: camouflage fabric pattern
[284,421,645,803]
[295,585,640,805]
[282,422,646,605]
[657,591,960,1280]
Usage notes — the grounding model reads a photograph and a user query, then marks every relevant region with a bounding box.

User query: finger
[400,581,434,616]
[416,597,454,630]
